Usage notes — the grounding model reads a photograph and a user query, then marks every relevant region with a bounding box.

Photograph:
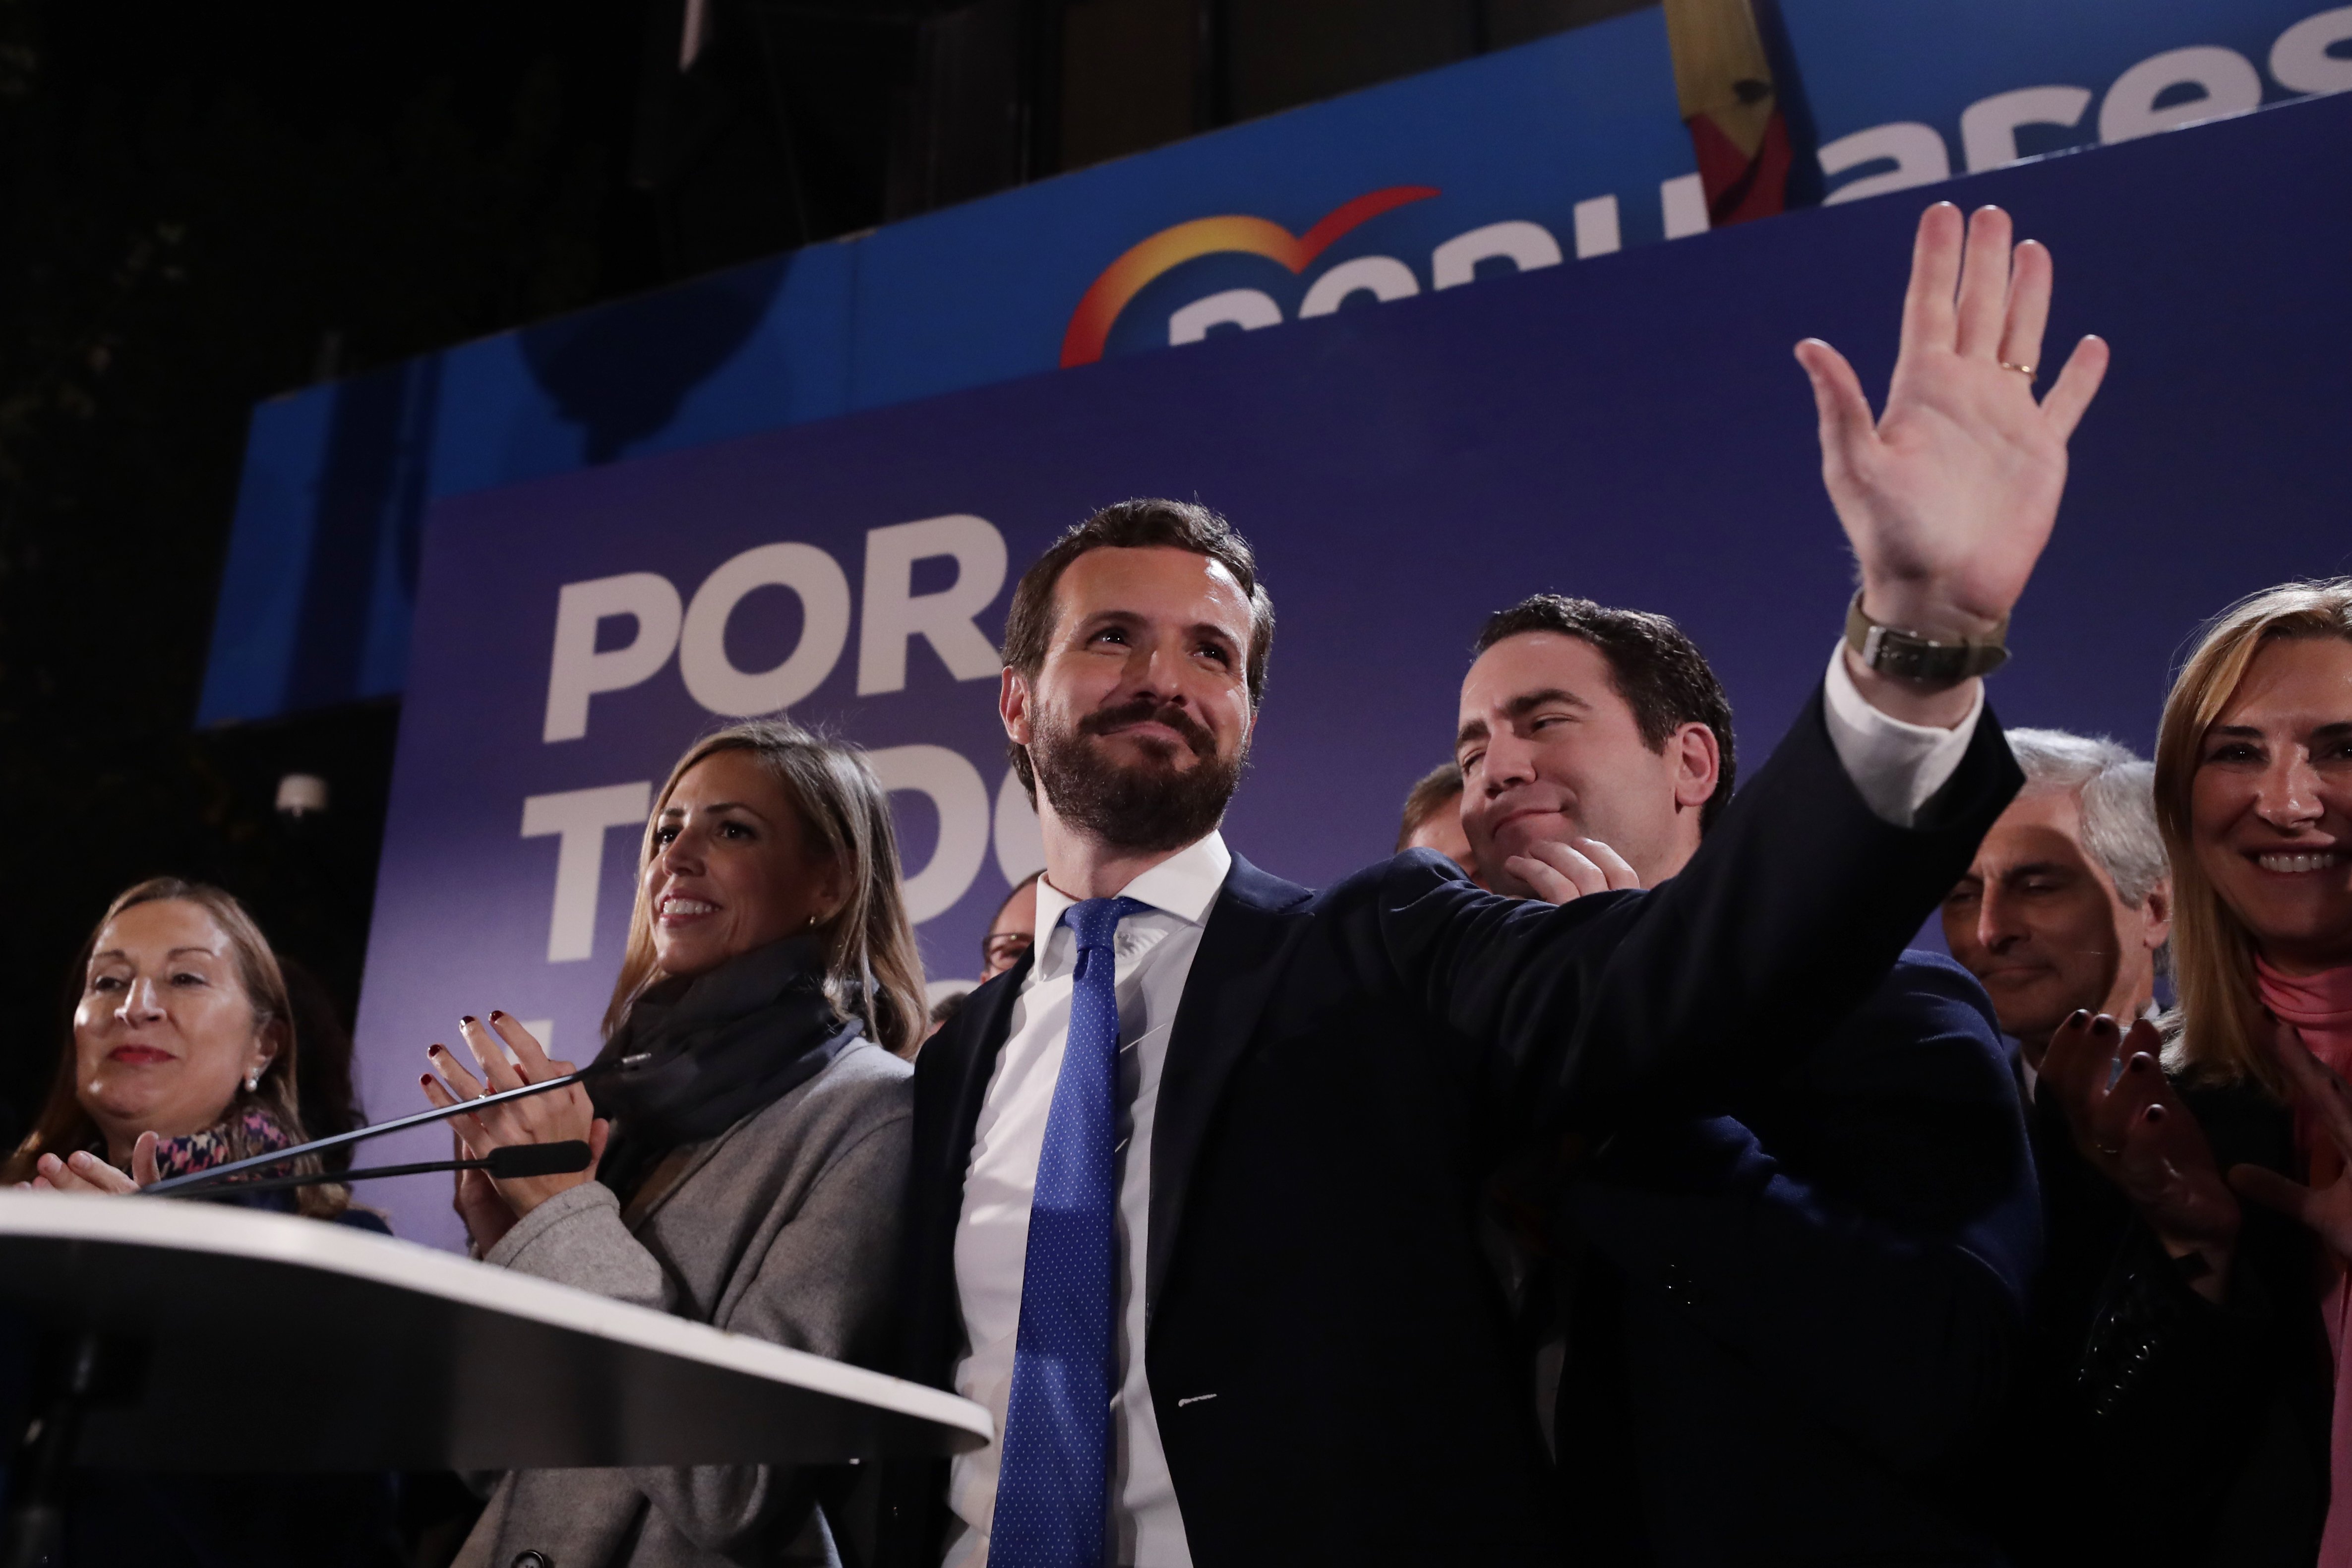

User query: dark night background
[0,0,1643,1173]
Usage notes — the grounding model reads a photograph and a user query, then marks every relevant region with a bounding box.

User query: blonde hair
[2155,578,2352,1094]
[1,878,348,1217]
[604,720,929,1057]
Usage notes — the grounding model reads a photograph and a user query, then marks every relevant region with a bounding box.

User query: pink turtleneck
[2257,957,2352,1567]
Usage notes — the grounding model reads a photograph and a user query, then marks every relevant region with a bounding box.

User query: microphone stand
[144,1054,641,1199]
[174,1140,595,1200]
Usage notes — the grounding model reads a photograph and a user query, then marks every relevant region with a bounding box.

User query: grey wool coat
[456,1036,912,1568]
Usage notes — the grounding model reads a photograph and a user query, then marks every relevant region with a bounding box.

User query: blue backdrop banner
[355,93,2351,1249]
[200,4,2352,726]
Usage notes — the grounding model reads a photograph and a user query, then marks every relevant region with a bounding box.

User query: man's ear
[2142,877,2174,951]
[1001,666,1031,746]
[1671,723,1722,813]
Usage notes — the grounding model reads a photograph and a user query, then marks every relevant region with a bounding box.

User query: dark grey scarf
[589,934,861,1204]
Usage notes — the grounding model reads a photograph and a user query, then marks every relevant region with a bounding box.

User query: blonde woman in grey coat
[422,720,927,1568]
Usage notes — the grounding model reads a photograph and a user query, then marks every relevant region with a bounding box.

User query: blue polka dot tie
[990,895,1150,1568]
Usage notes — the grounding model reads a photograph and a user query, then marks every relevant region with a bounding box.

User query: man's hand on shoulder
[1796,202,2110,729]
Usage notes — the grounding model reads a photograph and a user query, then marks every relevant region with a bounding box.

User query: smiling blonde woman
[423,718,926,1568]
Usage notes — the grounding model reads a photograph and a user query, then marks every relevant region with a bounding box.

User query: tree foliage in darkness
[0,0,649,1140]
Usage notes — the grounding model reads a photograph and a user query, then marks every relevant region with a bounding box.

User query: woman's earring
[244,1068,261,1092]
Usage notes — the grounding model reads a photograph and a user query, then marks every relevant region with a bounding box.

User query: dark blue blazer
[1551,952,2040,1565]
[880,690,2023,1568]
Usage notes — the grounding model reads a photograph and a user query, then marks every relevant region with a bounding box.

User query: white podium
[0,1193,989,1472]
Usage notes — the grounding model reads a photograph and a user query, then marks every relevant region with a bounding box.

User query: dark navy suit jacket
[1550,952,2040,1565]
[880,690,2023,1567]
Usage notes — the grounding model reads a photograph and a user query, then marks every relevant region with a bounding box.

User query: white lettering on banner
[679,542,853,717]
[1658,175,1711,239]
[521,782,653,963]
[543,573,685,743]
[868,745,990,923]
[857,516,1009,696]
[1572,195,1622,259]
[1299,256,1420,317]
[2274,6,2352,93]
[1170,289,1283,345]
[2101,46,2263,142]
[1820,122,1951,205]
[1961,86,2093,171]
[1433,221,1564,289]
[994,767,1046,885]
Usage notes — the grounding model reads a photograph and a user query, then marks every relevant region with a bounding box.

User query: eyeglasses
[982,932,1034,971]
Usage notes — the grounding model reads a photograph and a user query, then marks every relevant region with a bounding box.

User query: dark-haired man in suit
[1457,594,2039,1562]
[881,202,2108,1568]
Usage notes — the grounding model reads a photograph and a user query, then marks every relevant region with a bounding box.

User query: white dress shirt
[944,665,1983,1567]
[948,832,1229,1568]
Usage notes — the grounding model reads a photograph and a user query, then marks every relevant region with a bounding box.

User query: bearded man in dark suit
[880,202,2109,1568]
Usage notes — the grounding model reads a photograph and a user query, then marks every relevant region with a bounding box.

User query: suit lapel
[905,953,1032,1383]
[1146,853,1313,1311]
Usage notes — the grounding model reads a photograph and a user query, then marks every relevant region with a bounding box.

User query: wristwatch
[1844,591,2010,681]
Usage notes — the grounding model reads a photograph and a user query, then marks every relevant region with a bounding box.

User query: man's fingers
[1569,838,1642,892]
[1899,202,1964,354]
[1954,206,2015,360]
[1793,339,1876,478]
[1521,840,1609,897]
[2228,1162,2318,1224]
[2038,335,2109,443]
[1507,853,1586,907]
[1997,238,2052,378]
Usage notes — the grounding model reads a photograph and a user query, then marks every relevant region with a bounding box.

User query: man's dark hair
[1395,762,1463,852]
[1002,498,1275,796]
[1474,595,1737,832]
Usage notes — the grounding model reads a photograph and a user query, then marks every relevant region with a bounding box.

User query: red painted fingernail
[460,1015,478,1026]
[2125,1055,2150,1072]
[489,1010,506,1022]
[427,1043,445,1056]
[2146,1104,2167,1122]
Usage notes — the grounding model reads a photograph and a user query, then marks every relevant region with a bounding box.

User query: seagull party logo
[1059,185,1441,367]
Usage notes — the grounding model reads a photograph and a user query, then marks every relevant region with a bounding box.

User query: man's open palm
[1796,203,2110,637]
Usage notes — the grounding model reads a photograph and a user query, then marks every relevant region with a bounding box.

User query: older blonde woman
[422,719,925,1568]
[2037,580,2352,1565]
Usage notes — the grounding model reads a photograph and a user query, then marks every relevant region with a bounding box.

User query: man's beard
[1028,694,1247,855]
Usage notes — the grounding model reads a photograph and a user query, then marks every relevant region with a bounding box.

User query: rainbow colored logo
[1059,184,1442,367]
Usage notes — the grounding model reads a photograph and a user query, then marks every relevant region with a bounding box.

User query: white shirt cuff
[1820,642,1985,828]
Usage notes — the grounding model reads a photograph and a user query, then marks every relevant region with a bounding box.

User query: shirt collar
[1030,831,1231,949]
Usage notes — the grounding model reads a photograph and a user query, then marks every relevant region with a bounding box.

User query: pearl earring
[244,1069,261,1092]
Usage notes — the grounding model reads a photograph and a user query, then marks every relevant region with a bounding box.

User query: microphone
[143,1052,647,1199]
[170,1140,595,1200]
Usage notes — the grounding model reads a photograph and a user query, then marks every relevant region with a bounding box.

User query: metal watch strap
[1844,591,2011,681]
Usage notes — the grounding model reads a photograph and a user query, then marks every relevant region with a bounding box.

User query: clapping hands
[2227,1021,2352,1262]
[19,1133,165,1195]
[2040,1011,2238,1300]
[421,1012,607,1254]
